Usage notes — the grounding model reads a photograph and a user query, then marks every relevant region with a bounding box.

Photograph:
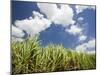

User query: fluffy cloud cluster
[77,17,84,22]
[65,25,82,35]
[37,3,75,27]
[12,3,95,44]
[76,5,95,14]
[75,39,95,53]
[37,3,86,39]
[12,3,77,41]
[79,35,87,41]
[15,11,51,36]
[12,11,51,41]
[12,25,25,38]
[12,25,25,41]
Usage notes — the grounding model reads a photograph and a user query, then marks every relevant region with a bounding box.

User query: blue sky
[12,1,96,53]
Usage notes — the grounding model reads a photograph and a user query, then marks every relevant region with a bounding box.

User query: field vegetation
[11,36,96,75]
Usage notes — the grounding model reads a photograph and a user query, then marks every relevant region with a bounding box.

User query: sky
[11,1,96,53]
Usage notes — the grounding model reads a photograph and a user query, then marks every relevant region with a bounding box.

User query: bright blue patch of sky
[12,1,38,23]
[12,1,96,49]
[78,9,96,39]
[39,24,78,48]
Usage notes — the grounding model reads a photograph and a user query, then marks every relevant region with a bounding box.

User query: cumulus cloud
[12,3,90,42]
[37,3,58,19]
[65,25,82,35]
[37,3,88,37]
[12,25,25,38]
[12,25,25,41]
[12,3,77,41]
[77,17,84,22]
[76,5,95,14]
[79,35,87,41]
[14,11,51,36]
[75,39,96,53]
[87,39,95,48]
[37,3,75,27]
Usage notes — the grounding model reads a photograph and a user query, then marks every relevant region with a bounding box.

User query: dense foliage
[11,36,96,75]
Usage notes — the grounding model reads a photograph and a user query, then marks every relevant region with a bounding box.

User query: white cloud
[14,11,51,36]
[65,25,82,35]
[76,5,95,14]
[75,39,96,53]
[37,3,75,27]
[37,3,58,19]
[12,25,25,41]
[12,3,92,42]
[32,11,43,18]
[87,39,95,48]
[12,25,25,38]
[76,43,87,52]
[79,35,87,41]
[77,17,84,22]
